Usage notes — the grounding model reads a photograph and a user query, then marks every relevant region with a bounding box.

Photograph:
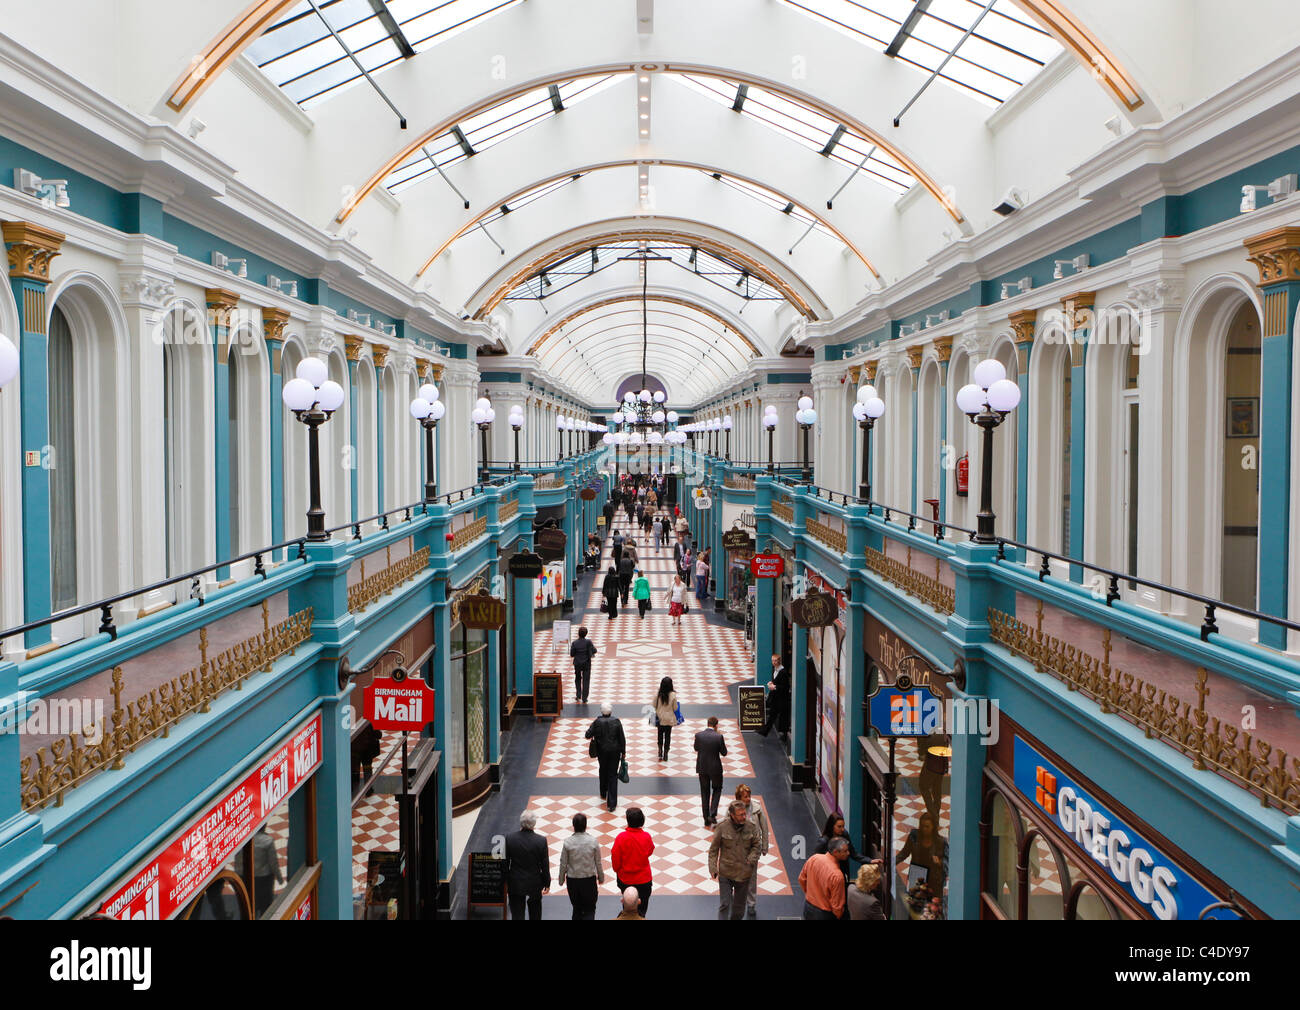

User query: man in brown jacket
[708,800,762,920]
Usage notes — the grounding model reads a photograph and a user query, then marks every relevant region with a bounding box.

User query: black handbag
[589,739,598,758]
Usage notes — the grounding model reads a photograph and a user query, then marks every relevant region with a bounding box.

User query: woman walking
[610,806,655,917]
[602,564,620,620]
[633,570,652,619]
[653,677,678,761]
[667,574,687,628]
[694,548,711,602]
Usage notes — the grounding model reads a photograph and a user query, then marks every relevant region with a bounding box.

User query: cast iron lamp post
[796,395,816,484]
[409,382,446,502]
[852,385,886,504]
[472,397,495,484]
[282,357,346,541]
[956,358,1022,544]
[509,404,525,471]
[556,413,567,460]
[763,407,778,473]
[722,413,733,462]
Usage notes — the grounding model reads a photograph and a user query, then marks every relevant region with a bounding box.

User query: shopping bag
[617,758,630,783]
[599,599,607,613]
[589,739,598,758]
[674,701,685,726]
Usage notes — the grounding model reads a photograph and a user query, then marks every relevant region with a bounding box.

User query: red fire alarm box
[955,454,969,497]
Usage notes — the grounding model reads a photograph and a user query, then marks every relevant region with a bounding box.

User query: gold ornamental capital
[1244,227,1300,284]
[905,346,924,371]
[262,306,291,344]
[371,345,389,369]
[3,221,64,281]
[930,337,953,363]
[344,336,366,362]
[205,287,240,328]
[1008,309,1037,345]
[862,360,878,383]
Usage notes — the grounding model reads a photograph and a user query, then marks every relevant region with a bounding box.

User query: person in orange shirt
[799,837,850,920]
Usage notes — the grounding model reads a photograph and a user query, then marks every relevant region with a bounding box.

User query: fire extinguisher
[955,453,969,497]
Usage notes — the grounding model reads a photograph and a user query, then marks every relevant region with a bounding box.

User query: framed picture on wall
[1226,397,1259,438]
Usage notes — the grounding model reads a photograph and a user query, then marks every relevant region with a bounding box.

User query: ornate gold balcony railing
[724,474,755,491]
[348,546,431,613]
[987,608,1300,816]
[772,501,794,525]
[19,605,314,812]
[449,516,488,553]
[863,545,955,615]
[806,518,848,554]
[534,475,565,491]
[499,498,519,523]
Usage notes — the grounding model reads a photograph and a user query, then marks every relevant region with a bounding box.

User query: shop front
[801,571,848,820]
[449,575,494,813]
[532,515,567,630]
[722,527,755,626]
[980,716,1249,920]
[95,713,324,920]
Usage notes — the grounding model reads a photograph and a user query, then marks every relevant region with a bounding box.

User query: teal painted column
[422,503,456,894]
[485,489,503,766]
[375,354,386,512]
[789,488,812,775]
[1062,294,1093,583]
[1010,313,1036,546]
[286,539,359,921]
[842,503,870,839]
[1244,233,1300,649]
[208,290,238,579]
[347,350,360,524]
[512,476,536,701]
[6,222,63,645]
[264,312,288,561]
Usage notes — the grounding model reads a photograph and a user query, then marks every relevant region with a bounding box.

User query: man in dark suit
[617,550,635,607]
[585,703,627,811]
[602,500,615,534]
[505,809,551,920]
[612,529,624,569]
[694,716,728,827]
[758,654,790,738]
[569,626,597,704]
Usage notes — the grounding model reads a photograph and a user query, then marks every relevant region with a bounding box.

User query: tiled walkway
[452,525,821,919]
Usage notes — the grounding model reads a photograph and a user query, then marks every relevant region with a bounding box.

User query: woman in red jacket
[610,806,655,917]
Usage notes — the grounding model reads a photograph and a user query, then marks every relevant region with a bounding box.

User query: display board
[738,685,766,731]
[533,671,563,718]
[467,852,507,917]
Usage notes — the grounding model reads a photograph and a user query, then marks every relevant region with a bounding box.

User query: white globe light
[567,419,576,430]
[973,358,1007,389]
[296,357,328,388]
[723,414,733,429]
[795,409,807,425]
[419,384,439,403]
[852,402,868,422]
[653,390,665,403]
[666,410,679,423]
[624,392,635,403]
[805,408,818,424]
[429,401,446,421]
[652,410,665,424]
[282,377,317,412]
[0,333,18,387]
[865,396,885,419]
[955,383,986,415]
[857,384,877,405]
[512,415,525,429]
[471,407,487,424]
[763,415,777,429]
[602,433,614,445]
[317,380,346,412]
[649,432,663,445]
[797,395,813,411]
[475,397,491,411]
[410,398,432,420]
[638,389,651,402]
[511,403,523,416]
[556,414,567,428]
[764,403,778,415]
[484,407,496,423]
[987,378,1022,413]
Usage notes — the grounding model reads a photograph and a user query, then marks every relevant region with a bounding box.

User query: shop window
[1068,882,1117,920]
[450,623,489,784]
[985,792,1020,918]
[1023,831,1065,920]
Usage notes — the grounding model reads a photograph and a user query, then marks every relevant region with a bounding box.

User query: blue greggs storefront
[980,716,1244,920]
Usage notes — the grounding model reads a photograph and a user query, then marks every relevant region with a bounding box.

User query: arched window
[1220,302,1260,609]
[983,790,1021,918]
[357,360,378,522]
[48,305,77,612]
[917,359,941,514]
[1023,831,1066,920]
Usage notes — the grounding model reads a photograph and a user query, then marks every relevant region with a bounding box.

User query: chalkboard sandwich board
[467,852,507,918]
[738,685,766,731]
[533,671,563,718]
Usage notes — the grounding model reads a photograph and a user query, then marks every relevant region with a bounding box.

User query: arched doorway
[1219,302,1261,609]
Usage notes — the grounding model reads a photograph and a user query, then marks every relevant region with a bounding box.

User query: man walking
[757,654,790,739]
[708,800,762,920]
[504,809,551,920]
[585,702,626,811]
[569,626,596,704]
[694,715,728,827]
[602,499,614,533]
[617,548,635,608]
[799,837,850,920]
[612,528,624,569]
[558,812,604,920]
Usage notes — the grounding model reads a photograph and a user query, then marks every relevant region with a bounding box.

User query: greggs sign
[1013,737,1224,920]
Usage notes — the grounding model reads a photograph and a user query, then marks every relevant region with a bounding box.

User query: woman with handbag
[667,574,687,628]
[653,676,681,761]
[602,564,620,620]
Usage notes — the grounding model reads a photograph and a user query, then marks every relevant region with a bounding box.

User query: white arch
[0,275,22,650]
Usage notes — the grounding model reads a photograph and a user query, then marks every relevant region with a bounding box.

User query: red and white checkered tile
[537,717,753,778]
[524,793,791,897]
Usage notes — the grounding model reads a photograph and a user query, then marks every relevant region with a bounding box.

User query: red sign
[751,554,785,578]
[365,677,436,732]
[99,714,322,920]
[293,892,313,920]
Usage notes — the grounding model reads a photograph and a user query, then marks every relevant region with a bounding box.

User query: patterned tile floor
[538,717,753,778]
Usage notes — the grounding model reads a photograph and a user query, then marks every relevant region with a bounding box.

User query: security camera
[993,187,1025,217]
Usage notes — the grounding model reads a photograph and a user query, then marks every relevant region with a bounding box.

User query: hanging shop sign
[459,590,507,630]
[507,550,545,579]
[580,486,598,501]
[738,685,766,731]
[866,681,943,738]
[750,553,785,578]
[693,491,713,511]
[1012,736,1224,920]
[791,590,838,628]
[866,614,949,702]
[535,526,567,561]
[723,529,755,551]
[98,714,322,920]
[365,677,436,733]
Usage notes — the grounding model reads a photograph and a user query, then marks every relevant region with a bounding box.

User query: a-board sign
[738,685,766,731]
[536,527,567,561]
[751,553,784,578]
[460,590,507,630]
[597,516,606,526]
[365,677,435,733]
[723,529,754,551]
[552,620,571,646]
[791,590,838,628]
[508,550,545,578]
[467,852,507,911]
[533,671,563,717]
[365,850,404,919]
